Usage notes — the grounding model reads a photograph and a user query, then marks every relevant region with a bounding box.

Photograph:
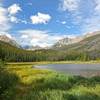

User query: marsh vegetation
[0,61,100,100]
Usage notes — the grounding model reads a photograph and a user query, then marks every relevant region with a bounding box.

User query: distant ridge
[0,34,21,48]
[53,31,100,48]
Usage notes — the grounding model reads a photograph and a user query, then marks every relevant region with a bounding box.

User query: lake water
[35,64,100,77]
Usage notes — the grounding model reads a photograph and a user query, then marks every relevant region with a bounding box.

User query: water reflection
[35,64,100,77]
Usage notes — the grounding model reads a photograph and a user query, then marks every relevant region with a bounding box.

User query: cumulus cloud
[8,4,21,15]
[7,4,22,23]
[0,1,15,39]
[19,29,66,47]
[0,6,11,34]
[30,12,51,24]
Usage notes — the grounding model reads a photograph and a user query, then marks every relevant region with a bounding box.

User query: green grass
[1,63,100,100]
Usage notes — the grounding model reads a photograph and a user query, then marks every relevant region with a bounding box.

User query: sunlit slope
[53,34,100,52]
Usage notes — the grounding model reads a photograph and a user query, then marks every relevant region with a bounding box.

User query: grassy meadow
[0,62,100,100]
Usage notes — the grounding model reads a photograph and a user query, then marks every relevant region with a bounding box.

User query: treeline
[0,41,100,62]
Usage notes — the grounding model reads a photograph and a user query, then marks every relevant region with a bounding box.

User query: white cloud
[9,16,18,23]
[30,12,51,24]
[81,16,100,33]
[8,4,21,15]
[7,4,28,24]
[59,0,80,12]
[56,20,67,25]
[7,4,22,24]
[21,20,28,24]
[59,0,100,34]
[95,0,100,13]
[9,16,28,24]
[20,29,48,40]
[80,0,100,33]
[19,29,66,47]
[0,6,11,33]
[21,34,28,39]
[61,21,66,24]
[0,1,14,39]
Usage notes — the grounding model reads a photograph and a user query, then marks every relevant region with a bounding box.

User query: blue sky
[0,0,100,47]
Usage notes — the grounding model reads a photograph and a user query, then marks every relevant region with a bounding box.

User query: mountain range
[0,31,100,51]
[0,31,100,61]
[53,31,100,48]
[53,32,100,51]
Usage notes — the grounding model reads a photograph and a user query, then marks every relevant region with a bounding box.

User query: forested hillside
[0,41,60,62]
[0,39,100,62]
[53,33,100,60]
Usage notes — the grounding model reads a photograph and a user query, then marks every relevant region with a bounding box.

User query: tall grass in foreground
[0,60,20,100]
[1,63,100,100]
[17,74,100,100]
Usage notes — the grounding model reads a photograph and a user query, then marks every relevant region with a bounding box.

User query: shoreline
[7,60,100,65]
